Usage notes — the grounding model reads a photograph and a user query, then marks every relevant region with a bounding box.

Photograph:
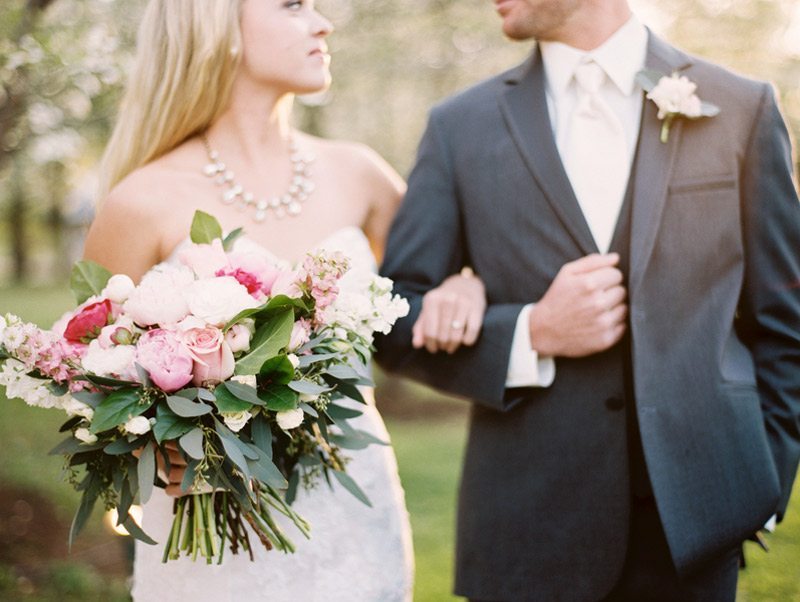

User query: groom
[377,0,800,600]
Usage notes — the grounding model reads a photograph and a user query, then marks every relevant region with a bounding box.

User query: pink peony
[178,239,229,279]
[136,329,194,392]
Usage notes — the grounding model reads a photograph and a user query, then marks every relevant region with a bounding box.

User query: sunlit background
[1,1,799,601]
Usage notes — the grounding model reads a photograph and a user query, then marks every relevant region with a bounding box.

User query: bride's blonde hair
[98,0,242,198]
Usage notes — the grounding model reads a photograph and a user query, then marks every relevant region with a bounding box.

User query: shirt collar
[539,16,648,99]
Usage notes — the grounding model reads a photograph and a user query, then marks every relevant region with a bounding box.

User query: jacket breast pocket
[668,174,737,196]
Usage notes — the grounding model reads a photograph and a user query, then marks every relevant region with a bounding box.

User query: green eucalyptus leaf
[635,69,664,92]
[223,381,265,405]
[332,470,372,507]
[153,404,195,444]
[246,449,287,489]
[70,260,112,305]
[288,380,333,395]
[137,443,155,504]
[179,428,205,460]
[222,227,244,251]
[166,395,213,417]
[190,210,223,244]
[251,414,273,459]
[122,513,157,545]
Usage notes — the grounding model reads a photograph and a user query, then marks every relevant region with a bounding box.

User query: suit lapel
[498,49,599,256]
[628,33,694,295]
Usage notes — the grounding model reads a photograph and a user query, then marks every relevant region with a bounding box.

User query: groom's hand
[528,253,627,358]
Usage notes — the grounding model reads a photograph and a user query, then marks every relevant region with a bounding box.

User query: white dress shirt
[505,17,648,388]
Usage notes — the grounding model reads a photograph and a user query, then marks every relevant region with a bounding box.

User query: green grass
[2,286,800,600]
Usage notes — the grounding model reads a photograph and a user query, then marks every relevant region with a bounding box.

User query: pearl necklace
[201,134,315,222]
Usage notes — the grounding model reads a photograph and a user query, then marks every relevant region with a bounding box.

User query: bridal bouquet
[0,211,408,563]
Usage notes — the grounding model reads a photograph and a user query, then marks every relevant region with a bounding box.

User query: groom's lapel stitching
[629,33,694,296]
[498,49,599,256]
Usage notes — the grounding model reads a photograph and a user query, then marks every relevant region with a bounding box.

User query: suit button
[605,396,625,411]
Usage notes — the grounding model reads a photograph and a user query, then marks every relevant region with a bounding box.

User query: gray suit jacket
[377,32,800,601]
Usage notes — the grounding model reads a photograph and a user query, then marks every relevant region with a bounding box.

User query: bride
[82,1,485,601]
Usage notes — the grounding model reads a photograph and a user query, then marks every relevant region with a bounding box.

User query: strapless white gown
[131,227,414,602]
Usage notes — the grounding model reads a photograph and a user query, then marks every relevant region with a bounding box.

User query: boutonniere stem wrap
[636,70,720,143]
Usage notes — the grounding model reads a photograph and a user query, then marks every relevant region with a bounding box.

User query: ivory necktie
[561,60,630,253]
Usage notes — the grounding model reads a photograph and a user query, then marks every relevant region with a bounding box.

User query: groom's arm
[738,84,800,520]
[376,109,528,411]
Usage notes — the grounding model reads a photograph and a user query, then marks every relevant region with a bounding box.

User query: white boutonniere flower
[636,70,720,143]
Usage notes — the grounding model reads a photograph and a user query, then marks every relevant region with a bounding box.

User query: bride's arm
[359,146,487,354]
[82,178,163,282]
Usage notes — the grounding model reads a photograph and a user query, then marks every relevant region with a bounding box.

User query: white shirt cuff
[505,304,556,388]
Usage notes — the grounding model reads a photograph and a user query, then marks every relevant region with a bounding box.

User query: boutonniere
[635,70,720,143]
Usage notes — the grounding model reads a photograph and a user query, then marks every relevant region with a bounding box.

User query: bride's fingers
[411,316,425,349]
[433,292,459,352]
[443,300,471,354]
[462,302,486,346]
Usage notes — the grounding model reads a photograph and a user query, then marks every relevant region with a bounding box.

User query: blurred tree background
[0,0,798,285]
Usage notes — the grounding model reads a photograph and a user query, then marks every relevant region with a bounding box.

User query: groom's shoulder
[673,45,771,116]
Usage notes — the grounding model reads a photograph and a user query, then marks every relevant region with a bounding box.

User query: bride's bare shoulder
[302,135,403,191]
[102,140,206,216]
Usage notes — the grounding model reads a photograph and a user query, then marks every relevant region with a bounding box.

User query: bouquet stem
[160,485,310,563]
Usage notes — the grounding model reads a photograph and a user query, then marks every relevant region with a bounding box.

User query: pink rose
[63,299,113,344]
[181,324,224,357]
[136,329,194,392]
[192,340,235,387]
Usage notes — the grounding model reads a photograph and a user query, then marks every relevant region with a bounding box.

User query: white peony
[222,410,252,433]
[276,408,304,431]
[82,339,137,379]
[102,274,136,304]
[123,266,194,327]
[185,276,260,327]
[123,416,151,435]
[74,427,98,444]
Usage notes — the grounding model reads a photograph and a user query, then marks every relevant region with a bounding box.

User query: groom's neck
[541,0,633,51]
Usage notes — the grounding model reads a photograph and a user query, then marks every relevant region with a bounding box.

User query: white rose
[82,339,137,379]
[276,408,304,431]
[287,354,300,370]
[225,321,255,353]
[648,74,701,119]
[102,274,136,304]
[186,277,260,327]
[74,427,98,444]
[222,410,252,433]
[61,396,94,420]
[231,374,257,388]
[123,416,151,435]
[123,266,193,326]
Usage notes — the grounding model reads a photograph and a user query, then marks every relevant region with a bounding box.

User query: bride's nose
[311,11,334,37]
